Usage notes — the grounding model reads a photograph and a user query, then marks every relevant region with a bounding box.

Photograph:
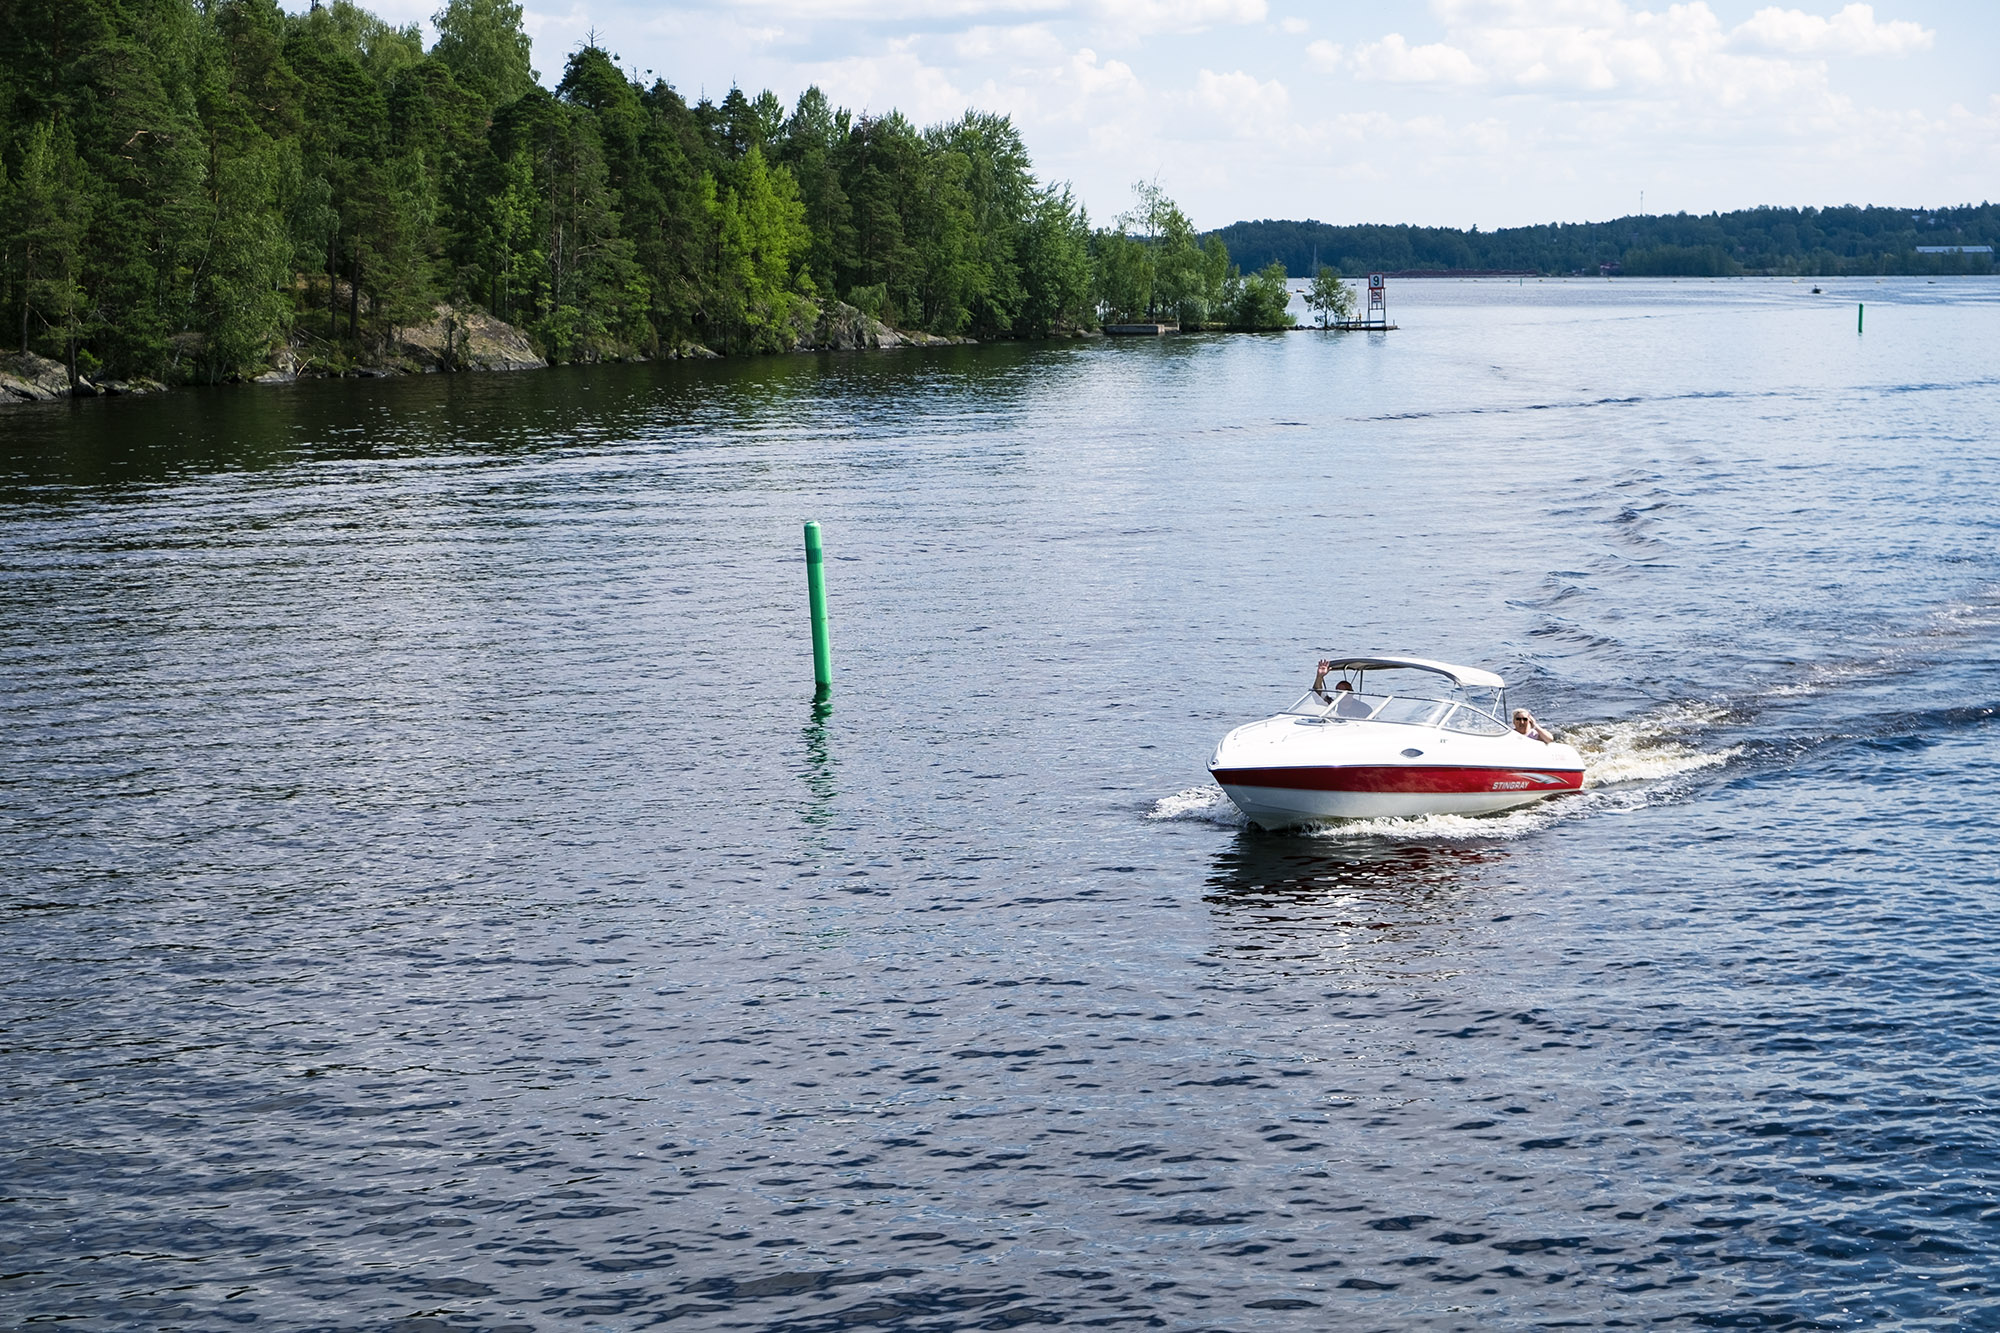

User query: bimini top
[1322,655,1507,690]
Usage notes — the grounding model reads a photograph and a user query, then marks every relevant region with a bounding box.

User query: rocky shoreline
[0,352,168,404]
[2,300,1002,408]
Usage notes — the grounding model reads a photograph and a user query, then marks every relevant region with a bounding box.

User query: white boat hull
[1214,777,1575,827]
[1210,714,1585,830]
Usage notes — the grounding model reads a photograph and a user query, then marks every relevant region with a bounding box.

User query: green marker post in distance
[1858,302,1864,334]
[804,520,832,697]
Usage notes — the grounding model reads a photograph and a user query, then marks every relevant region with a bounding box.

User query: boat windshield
[1441,702,1511,735]
[1284,668,1511,732]
[1286,690,1511,732]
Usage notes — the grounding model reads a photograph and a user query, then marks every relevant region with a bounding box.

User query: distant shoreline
[1215,207,1998,281]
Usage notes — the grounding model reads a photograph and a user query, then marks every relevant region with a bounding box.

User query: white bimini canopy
[1321,655,1506,690]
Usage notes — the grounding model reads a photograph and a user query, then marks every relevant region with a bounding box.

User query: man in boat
[1512,709,1555,743]
[1311,660,1355,701]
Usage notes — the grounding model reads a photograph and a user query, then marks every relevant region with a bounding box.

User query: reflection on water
[800,700,837,827]
[1206,831,1503,900]
[1204,834,1504,976]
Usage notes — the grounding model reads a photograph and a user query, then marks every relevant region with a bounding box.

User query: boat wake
[1147,697,1742,841]
[1146,784,1243,825]
[1567,701,1741,787]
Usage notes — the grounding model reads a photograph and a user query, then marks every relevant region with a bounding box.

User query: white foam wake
[1146,784,1244,825]
[1563,701,1741,786]
[1302,805,1566,842]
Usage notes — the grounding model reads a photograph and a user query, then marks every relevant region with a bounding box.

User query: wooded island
[0,0,1299,393]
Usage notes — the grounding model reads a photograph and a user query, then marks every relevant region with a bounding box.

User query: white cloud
[1391,1,1932,102]
[966,41,1145,125]
[1279,16,1308,35]
[522,4,591,48]
[1342,1,1883,111]
[1430,0,1635,24]
[797,41,971,120]
[951,22,1070,63]
[1194,67,1289,116]
[1732,3,1932,57]
[1304,39,1343,71]
[1351,33,1483,85]
[1071,47,1145,99]
[708,0,1067,18]
[1089,0,1267,36]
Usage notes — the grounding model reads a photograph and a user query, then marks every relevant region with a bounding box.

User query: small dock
[1104,322,1177,336]
[1324,320,1397,331]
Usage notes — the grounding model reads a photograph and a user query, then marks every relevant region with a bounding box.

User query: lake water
[5,277,1999,1330]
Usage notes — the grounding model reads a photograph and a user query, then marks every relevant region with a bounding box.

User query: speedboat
[1209,655,1585,828]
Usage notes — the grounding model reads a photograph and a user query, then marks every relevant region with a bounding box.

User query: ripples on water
[4,279,2000,1329]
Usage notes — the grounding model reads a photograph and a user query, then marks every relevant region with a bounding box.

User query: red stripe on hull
[1212,764,1584,795]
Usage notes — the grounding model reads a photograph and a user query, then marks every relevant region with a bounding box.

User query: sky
[312,0,2000,231]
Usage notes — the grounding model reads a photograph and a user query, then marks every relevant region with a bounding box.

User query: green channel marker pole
[1858,302,1864,334]
[803,520,832,697]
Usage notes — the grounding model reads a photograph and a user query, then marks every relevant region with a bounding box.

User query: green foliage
[191,0,302,379]
[1304,265,1355,327]
[1226,260,1295,331]
[0,0,1262,382]
[1091,229,1151,324]
[775,87,850,301]
[9,0,1990,392]
[9,121,94,369]
[846,282,886,318]
[1093,179,1225,327]
[431,0,535,108]
[940,111,1032,337]
[704,144,810,353]
[1017,184,1092,336]
[1620,244,1740,277]
[191,139,296,380]
[1149,192,1223,326]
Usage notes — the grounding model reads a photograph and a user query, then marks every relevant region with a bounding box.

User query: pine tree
[1018,183,1093,336]
[430,0,535,109]
[705,144,809,352]
[189,0,300,379]
[12,121,94,383]
[940,112,1030,338]
[774,87,851,303]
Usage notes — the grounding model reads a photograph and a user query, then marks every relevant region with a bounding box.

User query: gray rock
[794,301,978,352]
[392,305,546,372]
[253,348,301,384]
[0,351,76,403]
[797,301,902,351]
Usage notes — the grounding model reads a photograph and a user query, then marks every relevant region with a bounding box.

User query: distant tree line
[1216,206,2000,280]
[0,0,1308,389]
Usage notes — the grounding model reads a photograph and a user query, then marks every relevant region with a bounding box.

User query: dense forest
[1216,205,1999,280]
[0,0,1307,391]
